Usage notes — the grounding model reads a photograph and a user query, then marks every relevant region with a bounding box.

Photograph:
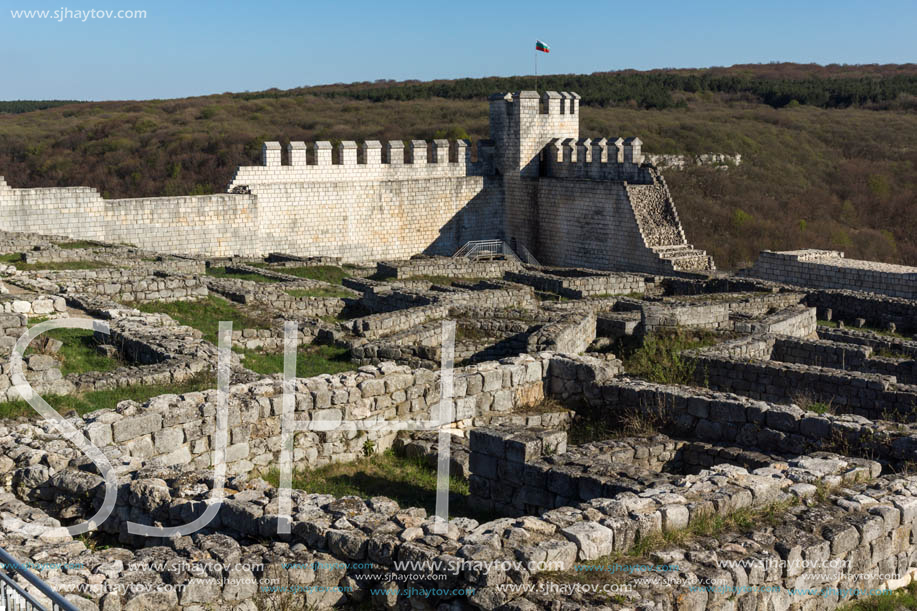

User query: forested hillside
[1,63,915,269]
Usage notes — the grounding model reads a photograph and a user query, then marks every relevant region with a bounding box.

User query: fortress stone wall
[0,177,259,256]
[0,92,713,270]
[745,250,917,299]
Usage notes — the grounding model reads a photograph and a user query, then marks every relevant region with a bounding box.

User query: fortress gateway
[0,91,713,273]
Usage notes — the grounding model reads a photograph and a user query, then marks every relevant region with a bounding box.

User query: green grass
[262,448,494,521]
[134,295,271,344]
[285,287,353,299]
[206,266,280,283]
[134,297,355,377]
[617,329,721,385]
[809,402,833,414]
[238,345,354,377]
[0,253,110,271]
[27,328,122,375]
[55,240,111,250]
[0,372,216,419]
[253,264,350,285]
[875,348,912,360]
[842,582,917,611]
[569,418,623,445]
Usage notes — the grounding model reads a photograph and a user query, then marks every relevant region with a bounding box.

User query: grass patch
[28,328,122,375]
[0,253,110,271]
[238,345,354,378]
[0,372,216,419]
[55,240,111,250]
[206,266,280,283]
[875,348,912,360]
[262,448,494,522]
[616,328,722,385]
[809,402,833,414]
[285,287,353,299]
[134,295,271,344]
[842,582,917,611]
[253,264,350,285]
[569,395,672,444]
[535,291,570,302]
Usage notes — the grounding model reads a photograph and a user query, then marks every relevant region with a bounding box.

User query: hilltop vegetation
[1,63,915,269]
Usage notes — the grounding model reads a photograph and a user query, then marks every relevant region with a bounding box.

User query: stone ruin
[0,95,916,611]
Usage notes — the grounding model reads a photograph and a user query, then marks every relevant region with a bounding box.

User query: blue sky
[1,0,914,100]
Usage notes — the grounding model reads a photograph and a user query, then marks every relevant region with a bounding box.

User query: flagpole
[535,47,538,92]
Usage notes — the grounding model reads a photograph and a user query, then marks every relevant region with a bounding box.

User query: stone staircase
[652,244,715,273]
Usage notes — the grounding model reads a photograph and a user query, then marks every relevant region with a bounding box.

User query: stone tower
[489,91,580,255]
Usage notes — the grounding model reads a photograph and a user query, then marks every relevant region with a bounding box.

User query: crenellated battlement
[259,139,475,168]
[230,138,490,188]
[542,136,652,182]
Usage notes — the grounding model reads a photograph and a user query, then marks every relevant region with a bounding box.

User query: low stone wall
[81,353,553,475]
[346,304,449,339]
[468,424,878,517]
[642,301,730,333]
[33,269,209,303]
[527,311,596,354]
[505,268,646,298]
[350,321,444,369]
[771,334,915,385]
[805,289,917,335]
[0,294,67,316]
[772,336,872,369]
[595,310,641,337]
[818,327,917,359]
[689,340,917,420]
[0,229,65,252]
[745,249,917,299]
[8,462,917,611]
[376,256,521,280]
[344,278,434,312]
[230,323,324,352]
[0,311,74,401]
[66,359,207,393]
[267,252,342,265]
[206,277,354,318]
[222,263,307,282]
[732,304,816,337]
[435,283,537,309]
[589,376,917,468]
[723,291,807,317]
[20,247,206,274]
[659,276,774,296]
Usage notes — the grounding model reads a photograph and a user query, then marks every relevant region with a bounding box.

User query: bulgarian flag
[535,40,550,53]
